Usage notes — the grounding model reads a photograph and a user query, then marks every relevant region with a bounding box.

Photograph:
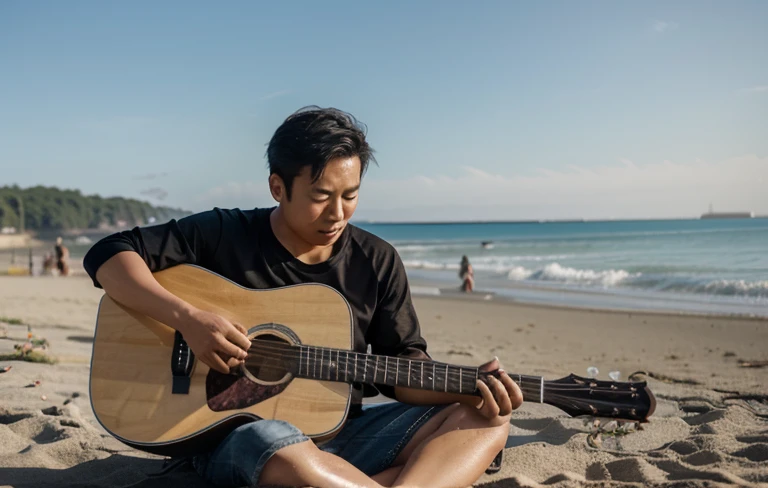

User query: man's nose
[328,198,344,221]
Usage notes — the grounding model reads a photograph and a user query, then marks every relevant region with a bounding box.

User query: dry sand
[1,275,766,488]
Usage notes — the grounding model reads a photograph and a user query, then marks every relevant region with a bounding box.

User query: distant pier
[700,211,754,219]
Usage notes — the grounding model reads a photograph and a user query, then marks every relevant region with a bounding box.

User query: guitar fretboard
[290,344,544,402]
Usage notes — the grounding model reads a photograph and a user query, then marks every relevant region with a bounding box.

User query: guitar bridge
[171,331,195,394]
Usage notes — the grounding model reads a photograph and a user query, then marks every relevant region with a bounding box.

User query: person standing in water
[459,255,474,292]
[54,237,70,276]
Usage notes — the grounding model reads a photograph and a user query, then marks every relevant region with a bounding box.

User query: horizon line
[352,215,768,225]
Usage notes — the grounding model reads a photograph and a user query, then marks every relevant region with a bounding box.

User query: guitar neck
[249,339,655,422]
[292,344,545,403]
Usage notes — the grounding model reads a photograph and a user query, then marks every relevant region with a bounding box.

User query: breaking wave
[507,263,637,287]
[402,259,768,300]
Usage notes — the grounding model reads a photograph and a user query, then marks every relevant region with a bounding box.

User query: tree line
[0,185,190,232]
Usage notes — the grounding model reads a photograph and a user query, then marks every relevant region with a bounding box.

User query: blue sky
[1,1,766,221]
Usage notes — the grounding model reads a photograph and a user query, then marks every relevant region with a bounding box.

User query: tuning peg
[587,366,599,378]
[608,370,621,381]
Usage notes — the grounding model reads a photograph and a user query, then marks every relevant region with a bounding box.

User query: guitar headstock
[544,374,656,422]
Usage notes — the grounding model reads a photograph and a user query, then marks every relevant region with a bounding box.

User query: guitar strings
[242,347,544,395]
[238,361,543,398]
[244,352,635,396]
[238,355,642,408]
[247,343,490,379]
[240,361,625,402]
[245,344,636,394]
[242,353,633,397]
[240,352,639,402]
[233,342,648,413]
[244,342,641,394]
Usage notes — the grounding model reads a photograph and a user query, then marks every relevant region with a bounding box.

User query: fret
[420,362,423,388]
[459,367,463,393]
[362,355,367,382]
[432,363,436,391]
[384,356,388,383]
[312,347,316,379]
[445,364,448,392]
[300,346,304,377]
[408,361,411,387]
[354,353,357,382]
[375,356,379,383]
[395,357,399,385]
[344,351,349,382]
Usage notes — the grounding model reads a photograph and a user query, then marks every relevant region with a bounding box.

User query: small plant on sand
[585,418,642,449]
[0,349,57,364]
[0,330,57,364]
[0,316,25,326]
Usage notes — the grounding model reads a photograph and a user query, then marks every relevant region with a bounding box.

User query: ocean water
[53,217,767,317]
[357,219,768,317]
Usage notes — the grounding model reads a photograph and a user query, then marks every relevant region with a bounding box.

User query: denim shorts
[192,402,445,487]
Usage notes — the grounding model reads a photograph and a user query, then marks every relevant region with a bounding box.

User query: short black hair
[267,106,376,199]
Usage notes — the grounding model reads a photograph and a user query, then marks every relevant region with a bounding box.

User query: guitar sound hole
[245,334,291,383]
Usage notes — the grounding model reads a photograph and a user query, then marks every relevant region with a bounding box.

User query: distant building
[701,212,753,219]
[700,204,753,219]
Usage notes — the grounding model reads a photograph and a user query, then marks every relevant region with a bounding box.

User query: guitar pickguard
[206,371,289,412]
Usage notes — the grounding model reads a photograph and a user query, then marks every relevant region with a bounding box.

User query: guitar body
[90,265,354,456]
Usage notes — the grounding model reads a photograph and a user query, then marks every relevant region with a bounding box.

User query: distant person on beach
[54,237,70,276]
[459,255,474,292]
[42,252,55,275]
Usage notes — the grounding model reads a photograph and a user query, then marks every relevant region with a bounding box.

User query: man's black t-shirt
[83,207,430,405]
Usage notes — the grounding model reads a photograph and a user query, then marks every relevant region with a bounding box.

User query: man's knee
[259,438,318,485]
[230,420,311,485]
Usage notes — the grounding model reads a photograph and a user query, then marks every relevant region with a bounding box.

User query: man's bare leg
[258,440,384,488]
[258,404,509,488]
[386,403,510,488]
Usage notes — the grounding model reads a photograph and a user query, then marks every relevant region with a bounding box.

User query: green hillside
[0,185,190,232]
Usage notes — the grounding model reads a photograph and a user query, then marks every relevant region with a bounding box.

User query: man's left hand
[475,357,524,419]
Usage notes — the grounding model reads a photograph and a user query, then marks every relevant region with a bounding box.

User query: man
[83,107,523,488]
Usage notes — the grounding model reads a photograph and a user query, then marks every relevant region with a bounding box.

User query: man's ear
[269,174,285,203]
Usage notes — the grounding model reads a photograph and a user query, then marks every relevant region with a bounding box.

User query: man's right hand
[177,308,252,374]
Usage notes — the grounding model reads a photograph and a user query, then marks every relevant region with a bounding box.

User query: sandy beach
[1,275,767,487]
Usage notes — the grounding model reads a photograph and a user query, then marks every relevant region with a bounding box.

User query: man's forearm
[95,251,197,333]
[394,386,482,407]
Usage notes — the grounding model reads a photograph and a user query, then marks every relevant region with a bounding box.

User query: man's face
[272,156,361,248]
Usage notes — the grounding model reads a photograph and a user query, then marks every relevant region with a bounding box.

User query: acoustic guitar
[89,264,655,456]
